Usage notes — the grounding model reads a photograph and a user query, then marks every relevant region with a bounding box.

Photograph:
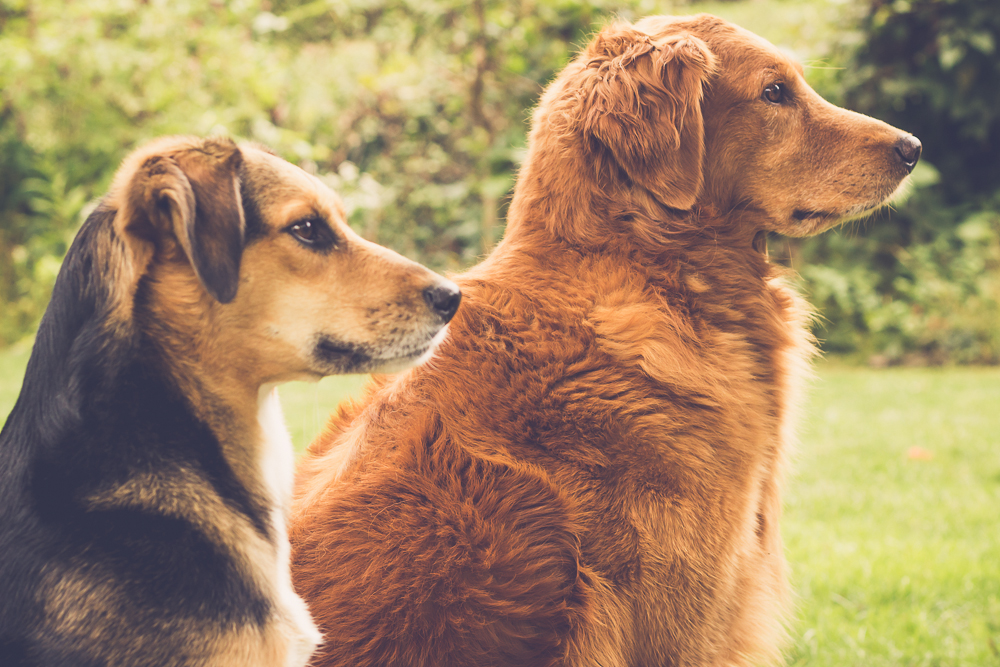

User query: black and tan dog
[0,136,460,667]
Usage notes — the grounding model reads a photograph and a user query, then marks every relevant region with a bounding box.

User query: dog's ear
[581,23,715,209]
[124,138,245,303]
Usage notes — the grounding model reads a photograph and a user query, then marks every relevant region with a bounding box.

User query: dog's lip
[791,209,837,221]
[390,326,450,362]
[315,339,356,356]
[312,325,449,373]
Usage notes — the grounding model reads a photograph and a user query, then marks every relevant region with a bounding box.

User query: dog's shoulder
[0,202,277,662]
[1,353,275,664]
[291,394,589,667]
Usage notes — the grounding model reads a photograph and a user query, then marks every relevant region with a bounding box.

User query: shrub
[0,0,644,343]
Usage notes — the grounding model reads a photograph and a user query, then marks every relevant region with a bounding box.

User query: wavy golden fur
[290,14,920,667]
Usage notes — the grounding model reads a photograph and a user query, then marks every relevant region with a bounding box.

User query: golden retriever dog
[0,136,459,667]
[290,14,920,667]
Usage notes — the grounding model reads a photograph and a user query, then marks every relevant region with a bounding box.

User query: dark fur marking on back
[0,201,272,658]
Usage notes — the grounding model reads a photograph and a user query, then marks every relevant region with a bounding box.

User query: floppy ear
[126,139,245,303]
[582,24,715,209]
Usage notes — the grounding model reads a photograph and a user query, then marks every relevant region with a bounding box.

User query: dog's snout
[423,281,461,323]
[893,135,922,172]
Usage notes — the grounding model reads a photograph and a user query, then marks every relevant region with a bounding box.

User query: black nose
[423,280,461,323]
[894,135,922,172]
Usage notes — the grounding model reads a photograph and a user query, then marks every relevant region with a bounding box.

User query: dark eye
[285,217,337,252]
[288,219,317,243]
[762,83,785,105]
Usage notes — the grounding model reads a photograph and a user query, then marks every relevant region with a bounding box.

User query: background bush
[1,0,997,363]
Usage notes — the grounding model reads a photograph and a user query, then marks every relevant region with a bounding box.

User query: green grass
[1,345,998,666]
[785,365,1000,666]
[0,339,33,422]
[278,374,369,454]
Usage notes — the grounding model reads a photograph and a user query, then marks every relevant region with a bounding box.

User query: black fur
[0,202,270,666]
[313,335,373,373]
[239,167,268,245]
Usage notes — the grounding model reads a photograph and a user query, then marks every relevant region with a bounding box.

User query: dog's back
[291,231,808,667]
[291,14,919,667]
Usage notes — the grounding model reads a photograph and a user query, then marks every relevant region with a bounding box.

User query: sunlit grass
[786,365,1000,666]
[0,339,32,424]
[1,344,998,665]
[278,375,370,454]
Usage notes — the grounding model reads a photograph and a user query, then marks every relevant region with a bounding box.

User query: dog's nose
[894,135,922,172]
[423,280,461,323]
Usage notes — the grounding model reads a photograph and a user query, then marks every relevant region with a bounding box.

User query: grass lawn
[1,345,998,665]
[278,374,370,455]
[785,365,1000,666]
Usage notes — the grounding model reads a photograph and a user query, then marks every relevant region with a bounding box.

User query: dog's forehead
[725,25,800,72]
[639,14,804,100]
[241,148,346,223]
[703,25,804,100]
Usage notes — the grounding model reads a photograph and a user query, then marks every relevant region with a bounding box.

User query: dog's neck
[2,208,137,455]
[483,126,793,383]
[499,169,764,289]
[132,258,283,509]
[0,223,275,539]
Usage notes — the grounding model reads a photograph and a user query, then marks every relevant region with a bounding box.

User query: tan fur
[13,136,458,667]
[290,15,918,667]
[109,138,454,666]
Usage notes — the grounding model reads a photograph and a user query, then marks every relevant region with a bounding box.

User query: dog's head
[108,136,459,381]
[526,14,919,242]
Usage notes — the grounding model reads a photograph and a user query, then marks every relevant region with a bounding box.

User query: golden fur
[289,15,919,667]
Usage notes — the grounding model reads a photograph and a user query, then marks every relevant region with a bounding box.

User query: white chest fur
[255,387,321,666]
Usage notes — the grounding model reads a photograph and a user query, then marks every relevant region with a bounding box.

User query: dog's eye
[762,83,785,105]
[286,218,337,252]
[289,220,317,243]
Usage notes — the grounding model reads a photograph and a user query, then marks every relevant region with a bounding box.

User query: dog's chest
[254,388,322,665]
[565,276,812,662]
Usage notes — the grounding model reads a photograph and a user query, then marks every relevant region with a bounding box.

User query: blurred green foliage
[0,0,997,363]
[841,0,1000,201]
[262,0,661,263]
[0,0,311,343]
[0,0,667,345]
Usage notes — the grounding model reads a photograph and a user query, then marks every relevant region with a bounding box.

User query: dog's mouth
[312,327,449,374]
[314,338,372,371]
[791,209,837,222]
[791,179,911,230]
